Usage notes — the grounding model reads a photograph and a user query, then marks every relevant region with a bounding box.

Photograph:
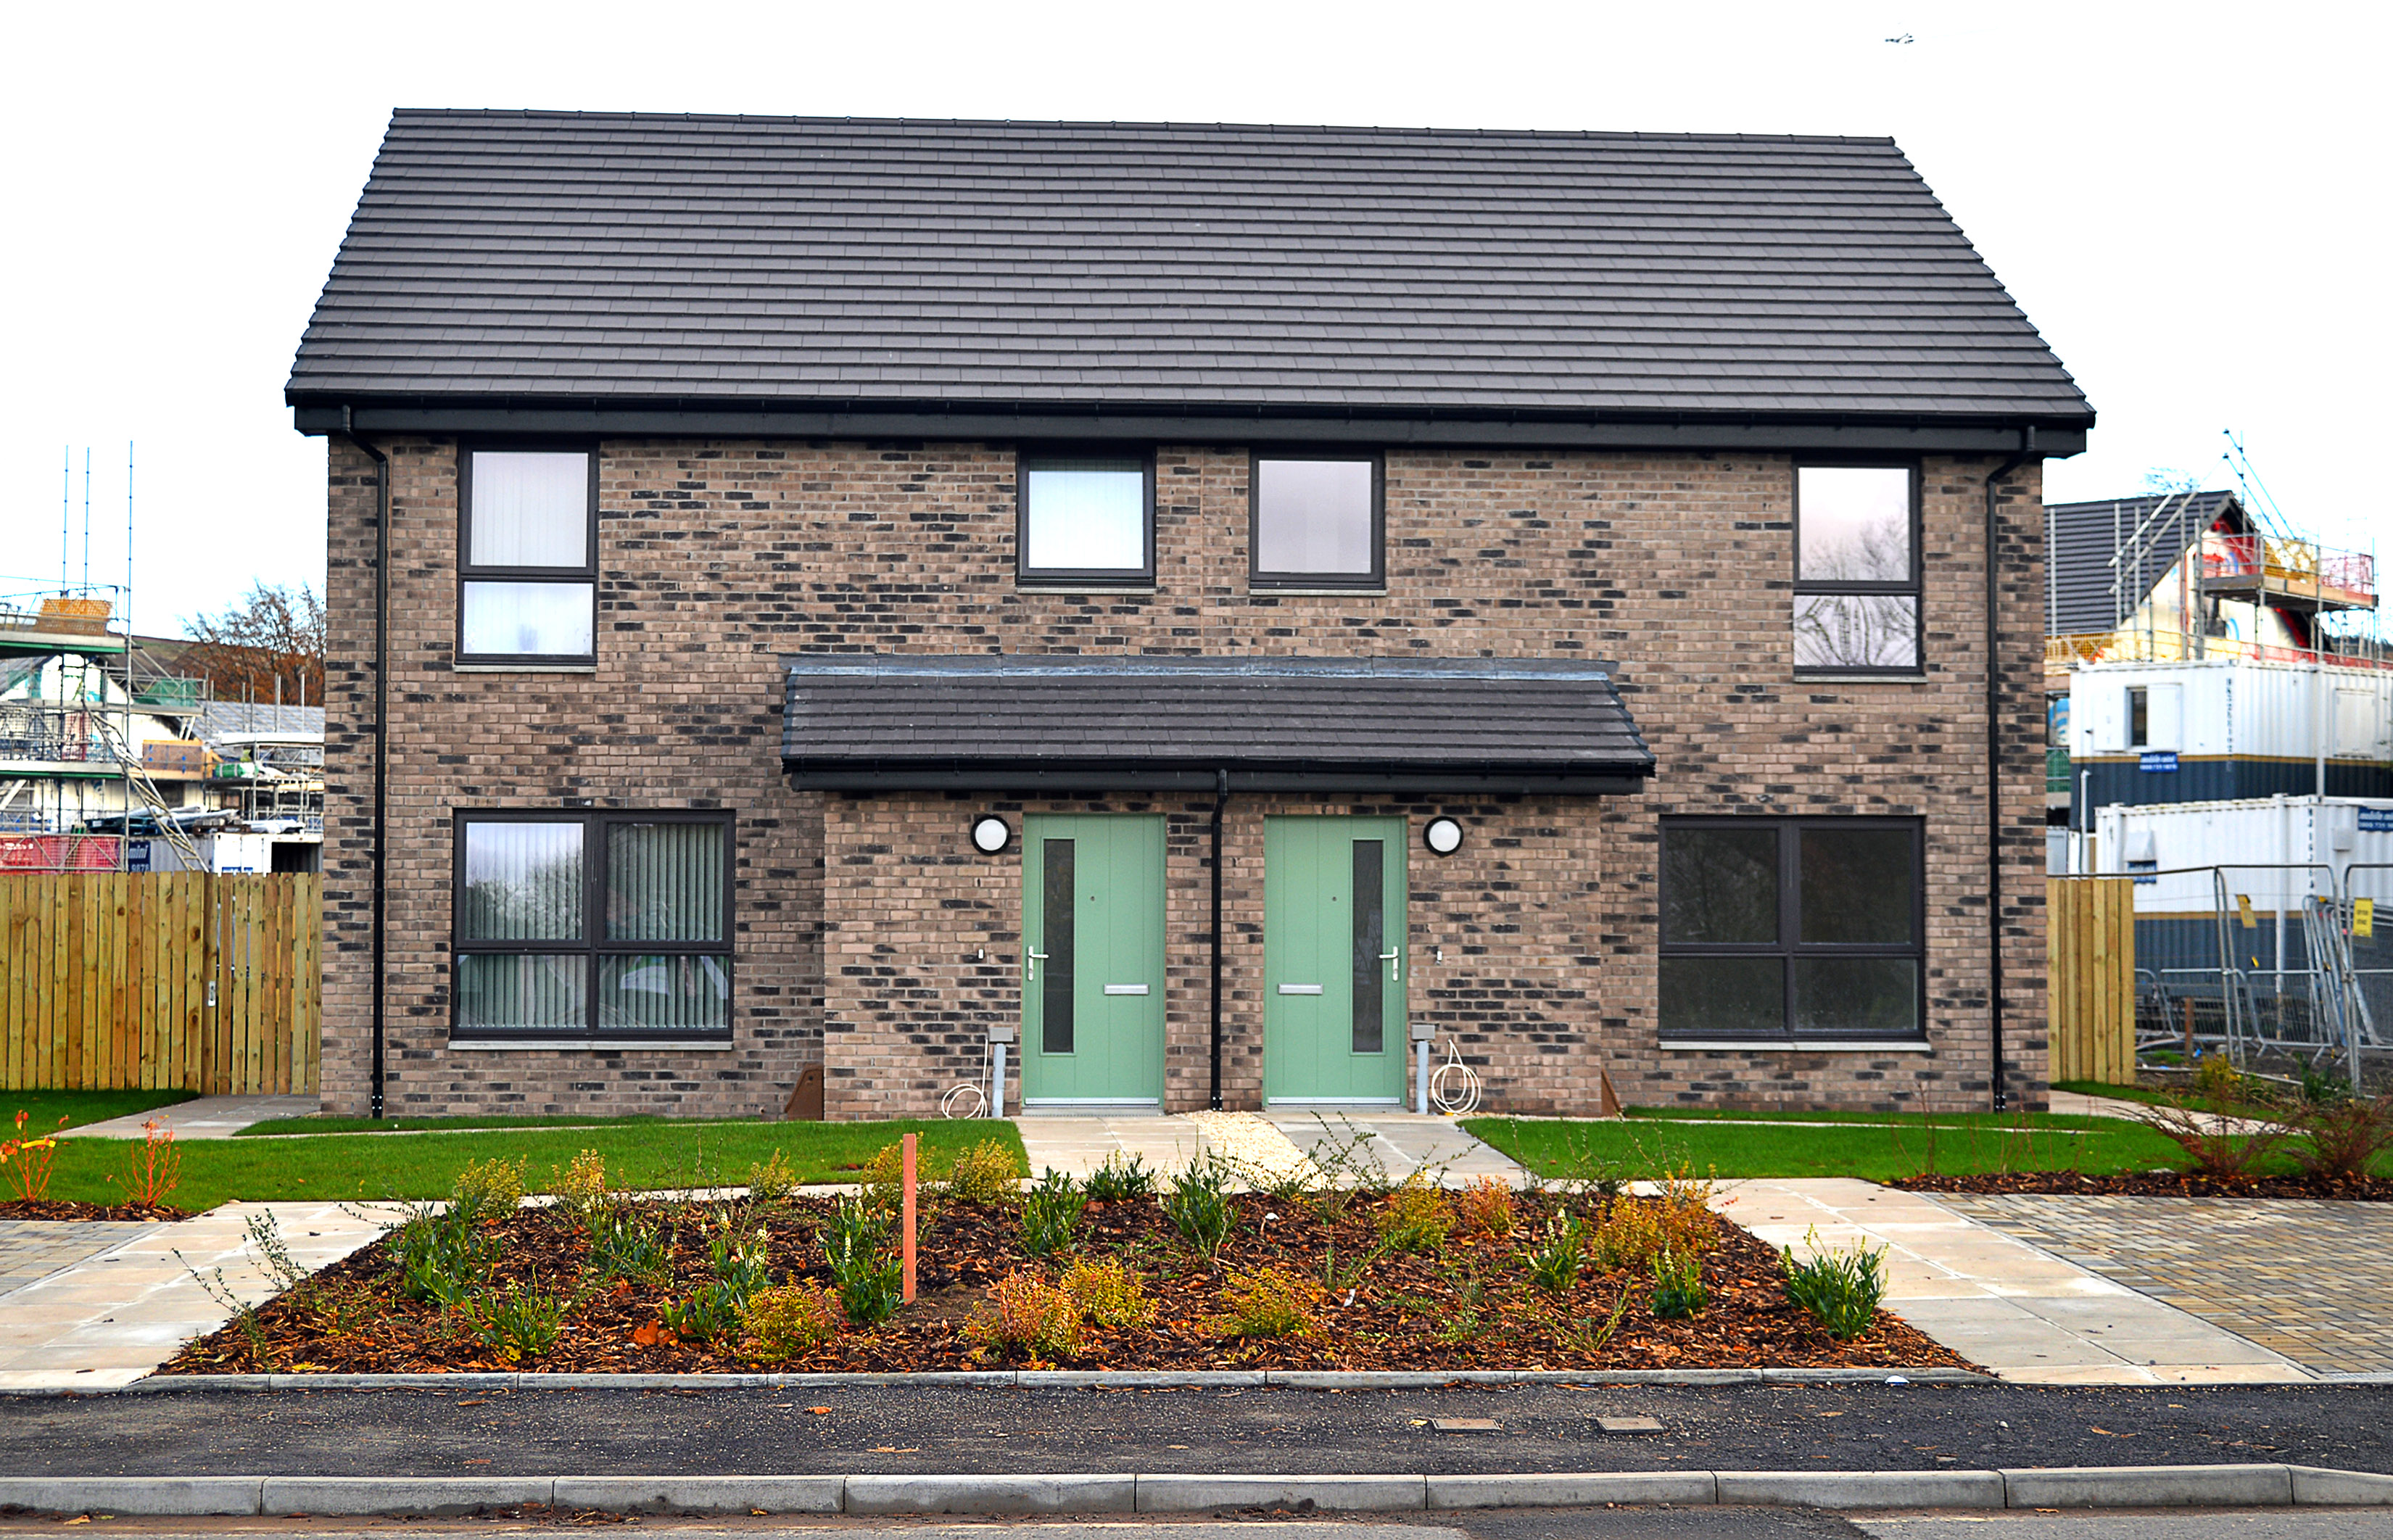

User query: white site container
[2094,795,2393,919]
[125,832,275,874]
[2070,658,2392,761]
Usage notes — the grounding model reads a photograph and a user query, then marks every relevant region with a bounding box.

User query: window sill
[1793,672,1928,684]
[1249,587,1388,598]
[447,1038,737,1052]
[453,663,599,674]
[1659,1039,1936,1054]
[1015,584,1158,595]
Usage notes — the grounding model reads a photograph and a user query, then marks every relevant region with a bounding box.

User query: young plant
[742,1283,843,1362]
[822,1196,903,1325]
[744,1148,801,1206]
[1650,1248,1708,1320]
[2286,1091,2393,1184]
[549,1148,613,1220]
[1558,1280,1636,1355]
[1780,1228,1887,1340]
[386,1199,498,1307]
[1375,1174,1455,1254]
[1295,1114,1392,1222]
[2132,1099,2289,1179]
[947,1138,1027,1203]
[1208,1266,1324,1338]
[1452,1175,1516,1238]
[1587,1197,1666,1272]
[471,1277,568,1363]
[966,1270,1080,1359]
[0,1112,66,1203]
[450,1156,527,1222]
[1163,1156,1236,1256]
[1018,1168,1086,1256]
[1432,1260,1488,1344]
[1083,1151,1155,1203]
[106,1119,182,1209]
[243,1210,310,1293]
[1059,1255,1157,1328]
[588,1205,672,1288]
[1521,1211,1590,1293]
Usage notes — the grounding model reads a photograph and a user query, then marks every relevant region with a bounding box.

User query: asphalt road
[0,1383,2386,1478]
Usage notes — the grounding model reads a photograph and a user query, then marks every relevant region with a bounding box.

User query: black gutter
[1983,436,2033,1113]
[784,764,1651,797]
[340,407,390,1121]
[1209,768,1228,1113]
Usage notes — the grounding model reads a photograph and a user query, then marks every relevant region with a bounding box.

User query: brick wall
[321,439,2047,1118]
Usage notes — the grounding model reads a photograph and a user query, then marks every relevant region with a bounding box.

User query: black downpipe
[341,407,389,1120]
[1209,768,1228,1110]
[1983,439,2031,1112]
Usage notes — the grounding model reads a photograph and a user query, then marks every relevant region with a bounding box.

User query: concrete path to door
[1015,1111,1531,1188]
[58,1095,320,1141]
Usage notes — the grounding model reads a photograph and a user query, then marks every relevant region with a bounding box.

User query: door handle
[1026,948,1049,983]
[1381,947,1400,982]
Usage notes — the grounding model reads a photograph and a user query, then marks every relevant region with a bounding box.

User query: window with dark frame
[1793,463,1919,672]
[1658,819,1925,1042]
[1251,454,1382,589]
[452,811,732,1041]
[458,448,598,665]
[1018,455,1154,585]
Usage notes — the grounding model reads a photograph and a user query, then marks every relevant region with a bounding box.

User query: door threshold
[1265,1098,1405,1111]
[1020,1099,1165,1117]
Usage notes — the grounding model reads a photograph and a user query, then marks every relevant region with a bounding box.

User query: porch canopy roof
[780,655,1655,795]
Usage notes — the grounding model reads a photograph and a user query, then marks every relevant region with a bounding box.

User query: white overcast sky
[2,0,2383,633]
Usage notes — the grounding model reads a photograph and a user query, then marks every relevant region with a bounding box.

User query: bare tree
[177,581,326,706]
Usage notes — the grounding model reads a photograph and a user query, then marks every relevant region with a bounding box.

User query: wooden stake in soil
[901,1132,917,1304]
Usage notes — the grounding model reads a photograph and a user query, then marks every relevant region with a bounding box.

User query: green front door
[1021,814,1166,1109]
[1262,816,1408,1105]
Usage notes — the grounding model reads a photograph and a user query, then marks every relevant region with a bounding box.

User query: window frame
[456,442,601,668]
[1248,450,1386,592]
[449,807,735,1043]
[1656,816,1927,1043]
[1014,449,1158,588]
[1791,460,1923,676]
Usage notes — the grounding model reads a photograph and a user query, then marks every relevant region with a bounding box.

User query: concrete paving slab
[1715,1177,2315,1386]
[1016,1111,1525,1191]
[59,1096,320,1141]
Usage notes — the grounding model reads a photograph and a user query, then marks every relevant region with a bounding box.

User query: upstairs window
[1793,463,1919,672]
[459,449,597,665]
[453,811,732,1042]
[1252,454,1381,589]
[1658,819,1925,1042]
[1019,456,1154,584]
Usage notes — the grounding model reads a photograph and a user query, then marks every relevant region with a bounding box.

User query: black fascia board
[294,398,2088,457]
[780,758,1653,796]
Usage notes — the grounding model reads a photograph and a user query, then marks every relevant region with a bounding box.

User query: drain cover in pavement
[1431,1418,1501,1432]
[1596,1415,1663,1433]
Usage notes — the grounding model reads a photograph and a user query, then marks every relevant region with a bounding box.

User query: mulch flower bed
[162,1189,1969,1375]
[1894,1172,2392,1201]
[0,1199,191,1222]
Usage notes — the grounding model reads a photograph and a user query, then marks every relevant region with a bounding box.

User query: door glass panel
[1799,827,1916,943]
[1659,956,1783,1037]
[1662,826,1778,943]
[1351,839,1384,1054]
[1041,838,1075,1055]
[1795,957,1918,1035]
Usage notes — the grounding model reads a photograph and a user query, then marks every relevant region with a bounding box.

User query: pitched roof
[780,655,1653,793]
[292,112,2089,447]
[2046,492,2244,636]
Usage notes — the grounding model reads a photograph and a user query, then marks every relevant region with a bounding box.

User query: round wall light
[1424,816,1464,856]
[970,815,1013,854]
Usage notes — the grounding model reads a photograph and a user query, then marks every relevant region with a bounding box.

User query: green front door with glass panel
[1020,814,1166,1109]
[1262,816,1408,1105]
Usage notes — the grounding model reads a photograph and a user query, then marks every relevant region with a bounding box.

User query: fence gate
[2047,876,2135,1084]
[0,872,319,1094]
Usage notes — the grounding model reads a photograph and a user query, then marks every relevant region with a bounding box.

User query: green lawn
[1624,1104,2131,1133]
[46,1119,1027,1212]
[238,1114,673,1137]
[0,1088,198,1135]
[1464,1113,2194,1183]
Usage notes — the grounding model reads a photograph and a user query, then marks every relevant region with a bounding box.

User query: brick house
[289,112,2091,1121]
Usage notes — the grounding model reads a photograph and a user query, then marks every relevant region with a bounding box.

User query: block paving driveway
[1930,1193,2393,1378]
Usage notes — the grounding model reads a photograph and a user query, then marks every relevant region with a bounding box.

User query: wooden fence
[2048,875,2135,1085]
[0,872,319,1094]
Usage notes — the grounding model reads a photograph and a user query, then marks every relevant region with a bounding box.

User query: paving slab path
[1720,1179,2315,1387]
[58,1095,320,1141]
[1016,1111,1529,1188]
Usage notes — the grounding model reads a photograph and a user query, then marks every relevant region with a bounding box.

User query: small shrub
[1210,1266,1323,1338]
[1060,1255,1156,1328]
[1653,1166,1721,1255]
[1452,1175,1516,1237]
[451,1156,527,1221]
[2286,1092,2393,1183]
[1521,1211,1589,1293]
[2297,1055,2352,1109]
[550,1149,612,1219]
[822,1196,902,1325]
[1083,1151,1155,1203]
[2190,1050,2247,1109]
[1295,1114,1391,1222]
[1018,1168,1086,1256]
[1375,1174,1455,1253]
[1587,1197,1667,1272]
[2133,1098,2289,1179]
[1163,1156,1236,1254]
[588,1206,671,1288]
[746,1148,801,1205]
[948,1138,1026,1203]
[387,1201,497,1307]
[743,1283,843,1362]
[1650,1248,1708,1320]
[105,1119,182,1209]
[859,1143,911,1216]
[1781,1229,1887,1340]
[0,1111,67,1203]
[967,1270,1081,1359]
[472,1278,567,1362]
